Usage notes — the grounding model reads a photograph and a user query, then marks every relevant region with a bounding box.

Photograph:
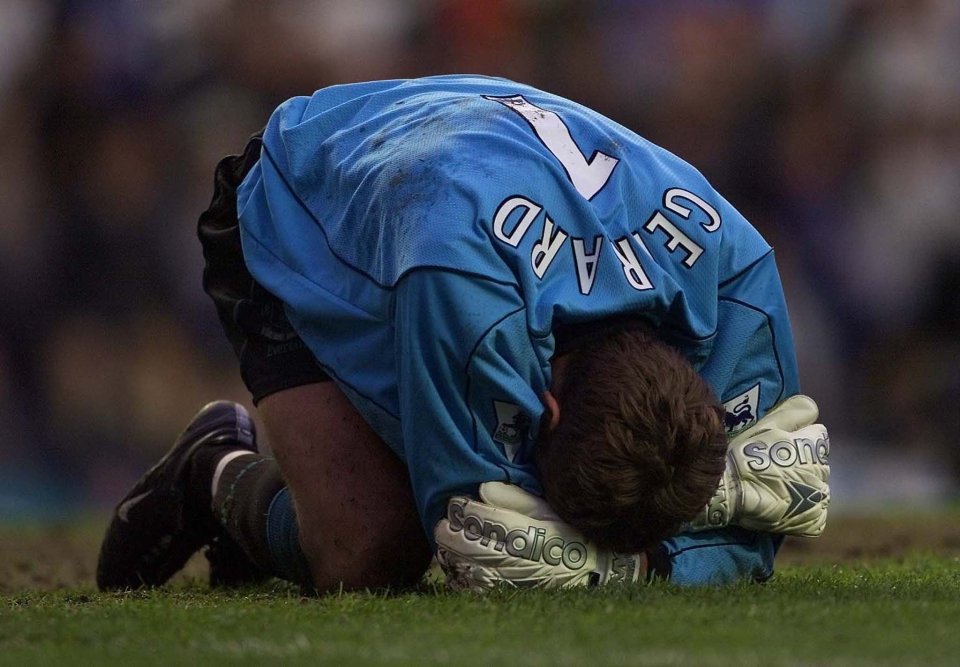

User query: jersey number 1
[486,95,618,200]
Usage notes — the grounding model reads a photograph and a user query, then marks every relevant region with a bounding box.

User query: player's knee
[299,510,431,592]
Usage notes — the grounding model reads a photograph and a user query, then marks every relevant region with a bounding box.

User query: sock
[205,452,314,588]
[264,487,314,586]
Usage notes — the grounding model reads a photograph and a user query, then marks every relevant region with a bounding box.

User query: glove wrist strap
[594,552,645,585]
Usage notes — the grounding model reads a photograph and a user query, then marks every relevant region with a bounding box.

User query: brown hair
[536,327,727,553]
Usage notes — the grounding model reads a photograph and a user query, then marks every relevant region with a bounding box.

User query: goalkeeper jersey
[237,75,800,585]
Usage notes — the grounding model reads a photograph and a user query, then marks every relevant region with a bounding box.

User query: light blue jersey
[237,76,799,585]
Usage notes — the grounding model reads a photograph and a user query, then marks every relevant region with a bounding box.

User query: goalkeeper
[97,76,829,592]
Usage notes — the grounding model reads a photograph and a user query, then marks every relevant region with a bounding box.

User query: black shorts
[197,132,330,404]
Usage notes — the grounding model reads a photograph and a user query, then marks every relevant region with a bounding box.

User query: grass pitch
[2,512,958,666]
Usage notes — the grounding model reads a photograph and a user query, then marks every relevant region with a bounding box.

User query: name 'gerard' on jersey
[491,186,723,295]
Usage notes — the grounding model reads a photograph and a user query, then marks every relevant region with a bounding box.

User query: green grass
[3,556,958,666]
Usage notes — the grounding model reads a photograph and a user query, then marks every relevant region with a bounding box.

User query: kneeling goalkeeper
[97,76,829,592]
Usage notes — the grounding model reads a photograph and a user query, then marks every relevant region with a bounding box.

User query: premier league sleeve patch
[722,384,760,434]
[492,400,530,462]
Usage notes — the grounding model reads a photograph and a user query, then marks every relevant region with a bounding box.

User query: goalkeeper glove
[435,482,645,591]
[685,394,830,537]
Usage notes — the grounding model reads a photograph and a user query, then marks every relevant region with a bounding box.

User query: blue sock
[265,487,314,588]
[210,454,313,588]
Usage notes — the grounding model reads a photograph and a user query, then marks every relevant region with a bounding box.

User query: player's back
[238,75,798,445]
[243,77,763,318]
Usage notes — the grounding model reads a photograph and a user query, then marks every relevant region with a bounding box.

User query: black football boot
[96,400,265,590]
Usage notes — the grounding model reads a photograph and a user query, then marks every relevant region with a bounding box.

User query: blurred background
[0,0,957,519]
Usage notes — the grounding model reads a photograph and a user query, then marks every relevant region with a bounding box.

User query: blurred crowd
[1,0,958,515]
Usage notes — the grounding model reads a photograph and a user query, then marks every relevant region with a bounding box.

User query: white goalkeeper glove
[434,482,645,591]
[685,394,830,537]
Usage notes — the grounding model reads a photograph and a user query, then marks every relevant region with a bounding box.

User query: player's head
[535,326,727,553]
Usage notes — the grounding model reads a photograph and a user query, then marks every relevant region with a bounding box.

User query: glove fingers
[479,482,561,521]
[458,492,584,541]
[764,395,820,432]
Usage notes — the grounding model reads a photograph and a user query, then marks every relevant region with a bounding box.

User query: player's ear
[541,390,561,431]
